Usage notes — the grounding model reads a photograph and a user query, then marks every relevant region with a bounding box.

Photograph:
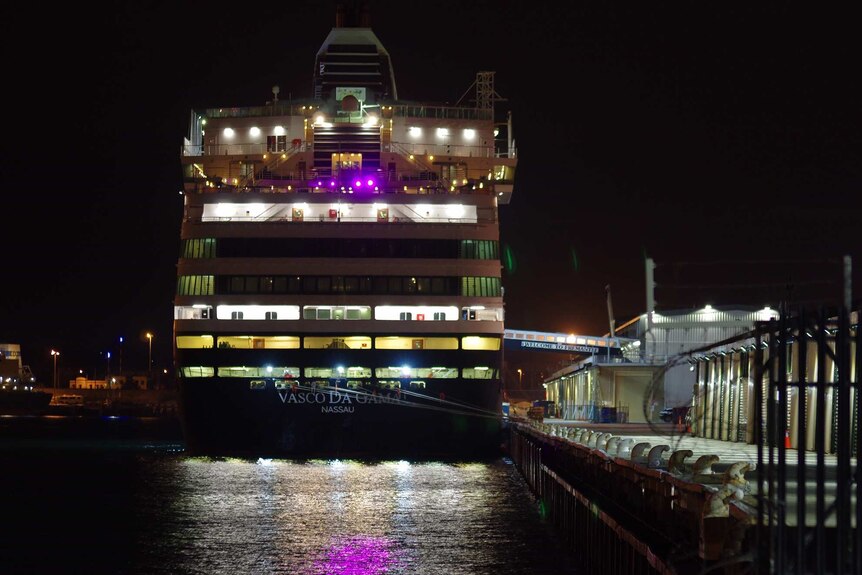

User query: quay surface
[542,418,842,471]
[507,417,855,575]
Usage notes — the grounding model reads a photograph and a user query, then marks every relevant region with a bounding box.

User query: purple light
[310,535,394,574]
[354,179,362,188]
[366,178,375,187]
[330,180,337,187]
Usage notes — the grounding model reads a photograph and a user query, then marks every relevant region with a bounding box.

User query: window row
[182,238,499,260]
[175,304,503,322]
[177,335,501,351]
[178,275,502,297]
[179,366,499,380]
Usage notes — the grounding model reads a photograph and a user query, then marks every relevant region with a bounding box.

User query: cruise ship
[174,5,517,459]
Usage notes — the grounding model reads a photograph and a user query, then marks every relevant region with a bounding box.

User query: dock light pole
[517,368,523,386]
[51,350,60,388]
[146,333,153,378]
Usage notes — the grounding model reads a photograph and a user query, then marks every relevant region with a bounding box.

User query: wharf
[506,418,855,575]
[542,418,843,473]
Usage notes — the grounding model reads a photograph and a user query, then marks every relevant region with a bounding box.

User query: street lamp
[146,333,153,379]
[517,368,523,386]
[50,350,60,388]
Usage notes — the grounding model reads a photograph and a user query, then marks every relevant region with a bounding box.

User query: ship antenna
[456,71,506,120]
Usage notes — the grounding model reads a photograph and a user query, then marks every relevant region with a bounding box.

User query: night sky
[1,2,858,384]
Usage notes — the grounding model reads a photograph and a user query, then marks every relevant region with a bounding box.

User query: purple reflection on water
[311,535,394,574]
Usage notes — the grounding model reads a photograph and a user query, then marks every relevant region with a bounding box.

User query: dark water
[1,416,580,574]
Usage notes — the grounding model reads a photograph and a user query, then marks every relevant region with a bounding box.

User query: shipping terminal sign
[516,340,602,354]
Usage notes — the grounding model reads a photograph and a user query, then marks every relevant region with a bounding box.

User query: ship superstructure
[174,6,516,458]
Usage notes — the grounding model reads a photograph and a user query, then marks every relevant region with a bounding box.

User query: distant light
[273,125,285,135]
[463,128,476,140]
[223,127,235,138]
[408,126,422,137]
[249,127,261,137]
[436,128,449,137]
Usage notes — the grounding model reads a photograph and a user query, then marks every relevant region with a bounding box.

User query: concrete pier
[507,418,853,574]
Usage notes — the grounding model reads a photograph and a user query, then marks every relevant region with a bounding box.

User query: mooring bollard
[647,444,670,469]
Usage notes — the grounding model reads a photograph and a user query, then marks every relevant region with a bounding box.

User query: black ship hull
[179,379,503,460]
[0,389,52,416]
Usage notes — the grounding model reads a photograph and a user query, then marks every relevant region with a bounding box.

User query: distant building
[130,375,149,390]
[69,376,120,390]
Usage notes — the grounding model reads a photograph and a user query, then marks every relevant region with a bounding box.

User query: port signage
[505,339,622,355]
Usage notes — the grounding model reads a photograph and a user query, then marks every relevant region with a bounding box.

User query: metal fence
[754,307,860,574]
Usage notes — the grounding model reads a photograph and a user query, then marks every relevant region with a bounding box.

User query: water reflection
[311,535,394,575]
[148,457,579,574]
[5,446,579,574]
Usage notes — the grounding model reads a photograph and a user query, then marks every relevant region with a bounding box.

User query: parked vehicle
[660,405,690,423]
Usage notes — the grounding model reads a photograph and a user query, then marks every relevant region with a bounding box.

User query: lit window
[267,135,287,152]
